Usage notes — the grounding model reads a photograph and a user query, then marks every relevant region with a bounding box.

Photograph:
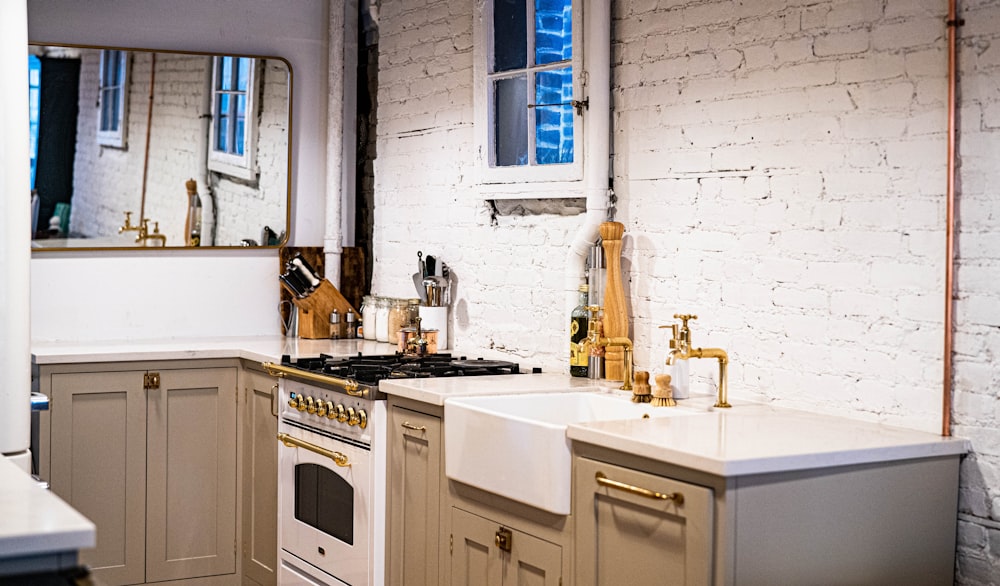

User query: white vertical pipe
[564,0,612,316]
[0,0,32,460]
[324,0,345,286]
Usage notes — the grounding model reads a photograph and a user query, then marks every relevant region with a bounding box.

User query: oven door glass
[279,425,372,586]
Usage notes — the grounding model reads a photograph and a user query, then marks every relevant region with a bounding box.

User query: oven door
[279,424,372,586]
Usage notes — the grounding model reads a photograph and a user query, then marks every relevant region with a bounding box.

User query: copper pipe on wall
[138,52,157,225]
[943,0,961,437]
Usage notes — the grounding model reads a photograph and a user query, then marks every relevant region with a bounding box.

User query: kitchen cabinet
[573,443,961,586]
[387,398,444,586]
[43,360,238,586]
[451,507,562,586]
[241,364,279,586]
[573,457,714,586]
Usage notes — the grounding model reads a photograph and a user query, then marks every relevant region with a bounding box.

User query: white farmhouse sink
[444,391,699,515]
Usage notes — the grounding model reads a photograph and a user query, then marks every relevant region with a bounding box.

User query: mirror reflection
[29,44,290,249]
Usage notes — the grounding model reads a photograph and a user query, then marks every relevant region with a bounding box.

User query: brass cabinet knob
[335,404,347,423]
[347,407,359,426]
[357,409,367,429]
[305,397,317,414]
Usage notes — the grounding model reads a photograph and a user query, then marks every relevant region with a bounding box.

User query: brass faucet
[118,211,140,234]
[136,219,167,246]
[663,314,731,408]
[585,306,635,393]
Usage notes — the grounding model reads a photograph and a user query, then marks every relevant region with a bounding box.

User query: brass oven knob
[347,407,359,426]
[287,396,297,409]
[305,397,316,414]
[326,401,338,419]
[296,396,308,411]
[357,409,367,429]
[316,401,328,417]
[335,404,347,423]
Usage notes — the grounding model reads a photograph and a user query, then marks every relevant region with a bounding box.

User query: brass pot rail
[595,472,684,505]
[277,432,350,467]
[262,362,363,396]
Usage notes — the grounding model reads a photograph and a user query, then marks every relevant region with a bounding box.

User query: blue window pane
[219,57,233,90]
[237,58,250,91]
[535,0,571,65]
[494,0,526,72]
[495,76,528,166]
[216,94,230,152]
[535,67,573,164]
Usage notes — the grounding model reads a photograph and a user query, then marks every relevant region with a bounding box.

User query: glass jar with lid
[360,295,376,340]
[374,297,391,343]
[387,299,410,344]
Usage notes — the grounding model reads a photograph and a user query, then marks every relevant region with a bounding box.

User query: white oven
[276,377,386,586]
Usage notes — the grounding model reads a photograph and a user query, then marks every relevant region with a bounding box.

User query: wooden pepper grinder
[600,221,628,381]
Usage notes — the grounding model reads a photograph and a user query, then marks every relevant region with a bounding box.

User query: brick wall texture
[374,0,1000,580]
[70,50,288,246]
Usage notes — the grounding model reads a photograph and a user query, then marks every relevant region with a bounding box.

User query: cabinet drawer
[574,457,714,586]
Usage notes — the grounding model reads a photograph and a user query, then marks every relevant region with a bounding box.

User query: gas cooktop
[280,353,532,386]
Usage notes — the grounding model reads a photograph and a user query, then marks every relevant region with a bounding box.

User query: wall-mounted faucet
[663,314,731,408]
[118,211,140,234]
[136,218,166,246]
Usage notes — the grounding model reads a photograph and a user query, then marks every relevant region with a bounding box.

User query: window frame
[96,49,130,148]
[474,0,585,193]
[208,56,261,181]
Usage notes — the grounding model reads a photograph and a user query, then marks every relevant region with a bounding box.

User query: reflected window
[97,50,129,148]
[28,55,40,188]
[209,56,259,180]
[489,0,575,168]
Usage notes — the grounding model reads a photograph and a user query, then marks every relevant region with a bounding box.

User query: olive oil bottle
[570,284,590,377]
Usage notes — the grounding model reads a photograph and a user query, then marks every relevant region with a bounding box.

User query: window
[477,0,582,188]
[97,50,129,147]
[28,55,40,187]
[208,56,259,180]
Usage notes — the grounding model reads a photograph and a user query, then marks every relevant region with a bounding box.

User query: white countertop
[0,456,95,559]
[566,396,969,476]
[380,372,612,405]
[32,336,400,365]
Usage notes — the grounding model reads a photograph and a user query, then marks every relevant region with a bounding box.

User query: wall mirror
[28,44,291,250]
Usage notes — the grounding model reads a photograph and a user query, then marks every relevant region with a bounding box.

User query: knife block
[282,279,360,339]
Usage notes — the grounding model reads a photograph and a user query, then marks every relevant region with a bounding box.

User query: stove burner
[280,353,524,386]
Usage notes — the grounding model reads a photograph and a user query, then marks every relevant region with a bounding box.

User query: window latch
[527,99,589,116]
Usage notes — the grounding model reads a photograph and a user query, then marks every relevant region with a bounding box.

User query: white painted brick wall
[374,0,1000,580]
[70,50,287,246]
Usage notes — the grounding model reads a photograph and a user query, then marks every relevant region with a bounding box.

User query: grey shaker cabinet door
[145,366,238,583]
[451,507,562,586]
[574,457,714,586]
[387,405,442,586]
[242,368,279,586]
[50,370,148,586]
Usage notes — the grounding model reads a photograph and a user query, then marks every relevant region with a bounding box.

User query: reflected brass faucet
[663,314,731,408]
[585,306,634,392]
[118,211,140,234]
[136,219,166,246]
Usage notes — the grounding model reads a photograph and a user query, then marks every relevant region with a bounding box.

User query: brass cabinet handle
[270,383,279,417]
[401,422,427,432]
[277,432,350,467]
[595,472,684,505]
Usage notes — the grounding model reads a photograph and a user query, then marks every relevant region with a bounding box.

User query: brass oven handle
[401,422,427,432]
[262,362,363,396]
[595,472,684,505]
[278,432,350,467]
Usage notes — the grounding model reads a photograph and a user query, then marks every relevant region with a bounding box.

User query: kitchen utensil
[423,275,448,307]
[413,273,427,302]
[600,221,628,381]
[418,251,426,278]
[425,255,437,277]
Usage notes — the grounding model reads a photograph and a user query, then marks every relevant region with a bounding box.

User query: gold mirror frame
[28,42,292,251]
